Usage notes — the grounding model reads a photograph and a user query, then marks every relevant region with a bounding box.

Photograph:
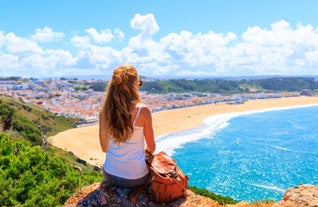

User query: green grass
[189,185,238,205]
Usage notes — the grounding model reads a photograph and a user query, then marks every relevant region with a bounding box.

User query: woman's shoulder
[136,102,148,108]
[136,103,151,113]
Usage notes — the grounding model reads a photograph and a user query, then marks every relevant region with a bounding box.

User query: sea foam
[155,103,318,156]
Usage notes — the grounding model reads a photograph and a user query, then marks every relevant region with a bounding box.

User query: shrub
[0,133,102,206]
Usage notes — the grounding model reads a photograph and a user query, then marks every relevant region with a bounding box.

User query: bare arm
[99,112,109,153]
[142,106,156,153]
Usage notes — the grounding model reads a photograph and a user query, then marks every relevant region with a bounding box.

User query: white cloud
[86,28,114,43]
[1,14,318,78]
[31,27,64,42]
[305,50,318,65]
[44,49,76,69]
[234,20,318,75]
[71,35,91,48]
[114,28,125,40]
[160,31,237,68]
[4,32,43,54]
[0,54,18,69]
[86,45,121,69]
[130,14,159,39]
[0,31,5,46]
[85,28,125,44]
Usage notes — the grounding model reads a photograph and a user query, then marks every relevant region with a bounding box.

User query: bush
[12,116,42,144]
[0,133,102,206]
[0,100,15,130]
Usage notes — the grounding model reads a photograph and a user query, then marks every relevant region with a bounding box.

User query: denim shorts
[103,168,150,188]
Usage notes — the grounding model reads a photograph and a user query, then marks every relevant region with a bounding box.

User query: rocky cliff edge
[64,183,317,207]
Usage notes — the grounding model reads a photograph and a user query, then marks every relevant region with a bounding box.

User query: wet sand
[48,96,318,166]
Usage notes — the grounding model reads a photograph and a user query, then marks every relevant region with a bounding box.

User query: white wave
[249,183,286,193]
[267,144,290,151]
[155,110,246,155]
[155,104,318,156]
[155,127,213,156]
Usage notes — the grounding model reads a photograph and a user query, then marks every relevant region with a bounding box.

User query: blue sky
[1,0,318,78]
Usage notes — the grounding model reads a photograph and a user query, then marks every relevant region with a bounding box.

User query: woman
[99,64,156,188]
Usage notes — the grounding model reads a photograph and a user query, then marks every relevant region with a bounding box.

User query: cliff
[64,183,318,207]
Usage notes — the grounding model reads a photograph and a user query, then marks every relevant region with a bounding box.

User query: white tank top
[104,107,148,179]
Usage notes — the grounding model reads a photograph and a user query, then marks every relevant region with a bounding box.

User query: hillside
[0,95,79,144]
[90,76,318,94]
[0,95,102,206]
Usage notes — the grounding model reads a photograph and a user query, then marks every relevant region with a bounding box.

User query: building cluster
[0,78,104,120]
[0,78,301,122]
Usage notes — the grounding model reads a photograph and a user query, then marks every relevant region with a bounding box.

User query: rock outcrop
[64,183,318,207]
[273,184,318,207]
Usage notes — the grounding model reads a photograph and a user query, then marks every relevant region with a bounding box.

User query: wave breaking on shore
[156,103,318,155]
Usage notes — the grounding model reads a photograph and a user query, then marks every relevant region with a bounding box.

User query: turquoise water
[155,104,318,202]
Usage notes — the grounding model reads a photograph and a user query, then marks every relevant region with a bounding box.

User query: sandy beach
[48,96,318,166]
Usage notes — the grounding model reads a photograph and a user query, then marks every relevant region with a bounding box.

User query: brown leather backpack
[146,151,189,203]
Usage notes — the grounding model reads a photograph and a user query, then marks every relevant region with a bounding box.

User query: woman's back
[104,106,148,179]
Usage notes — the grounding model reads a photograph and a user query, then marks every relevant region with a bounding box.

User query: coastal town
[0,77,304,124]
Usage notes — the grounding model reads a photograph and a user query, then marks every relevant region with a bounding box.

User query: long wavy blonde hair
[100,64,142,143]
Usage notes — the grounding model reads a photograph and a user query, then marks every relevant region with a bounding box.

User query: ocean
[155,104,318,202]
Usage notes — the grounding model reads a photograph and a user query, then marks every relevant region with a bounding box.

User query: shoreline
[48,96,318,166]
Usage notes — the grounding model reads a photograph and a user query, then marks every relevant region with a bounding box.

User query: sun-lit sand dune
[48,96,318,166]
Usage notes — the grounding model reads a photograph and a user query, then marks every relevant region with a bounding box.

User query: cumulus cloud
[0,31,5,46]
[31,27,64,42]
[85,28,125,44]
[4,32,43,54]
[114,28,125,40]
[86,28,113,43]
[1,14,318,78]
[236,20,318,75]
[130,14,159,38]
[160,31,237,66]
[71,35,91,48]
[0,54,18,68]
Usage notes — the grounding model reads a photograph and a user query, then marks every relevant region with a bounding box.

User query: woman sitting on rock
[99,64,156,188]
